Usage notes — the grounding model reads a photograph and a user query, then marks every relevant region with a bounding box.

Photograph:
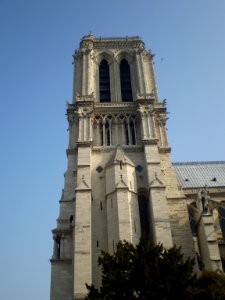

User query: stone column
[82,52,86,96]
[149,112,155,138]
[127,118,131,145]
[135,53,144,95]
[146,112,151,139]
[103,119,106,146]
[114,60,120,102]
[78,115,83,141]
[139,53,146,95]
[133,119,137,145]
[89,116,93,141]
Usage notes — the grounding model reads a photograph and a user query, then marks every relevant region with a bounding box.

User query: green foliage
[85,238,225,299]
[185,271,225,300]
[85,237,197,300]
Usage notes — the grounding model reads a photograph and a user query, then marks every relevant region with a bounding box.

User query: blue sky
[0,1,225,299]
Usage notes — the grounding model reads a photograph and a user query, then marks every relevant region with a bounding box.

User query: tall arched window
[120,59,133,102]
[99,59,111,102]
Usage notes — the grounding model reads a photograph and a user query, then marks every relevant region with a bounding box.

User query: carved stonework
[155,114,168,126]
[75,93,95,102]
[138,103,154,114]
[77,106,93,117]
[67,113,76,126]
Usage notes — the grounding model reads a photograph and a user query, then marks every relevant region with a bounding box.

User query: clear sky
[0,1,225,299]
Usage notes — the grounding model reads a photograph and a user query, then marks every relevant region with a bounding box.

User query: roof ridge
[173,161,225,166]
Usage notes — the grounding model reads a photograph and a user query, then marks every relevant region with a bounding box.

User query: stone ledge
[159,146,171,153]
[77,141,92,146]
[92,145,143,152]
[142,138,158,145]
[50,259,72,264]
[52,228,72,235]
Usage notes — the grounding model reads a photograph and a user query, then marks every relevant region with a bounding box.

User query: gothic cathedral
[50,34,224,300]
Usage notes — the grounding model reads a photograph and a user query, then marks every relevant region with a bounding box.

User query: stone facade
[50,34,224,300]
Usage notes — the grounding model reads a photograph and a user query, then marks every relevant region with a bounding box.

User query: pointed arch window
[99,59,111,102]
[120,59,133,102]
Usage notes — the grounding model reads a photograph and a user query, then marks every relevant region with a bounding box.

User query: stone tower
[50,34,197,300]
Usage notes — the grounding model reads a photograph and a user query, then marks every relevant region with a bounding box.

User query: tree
[85,237,196,300]
[185,271,225,300]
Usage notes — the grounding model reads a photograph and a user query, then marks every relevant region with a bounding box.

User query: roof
[106,146,135,168]
[172,161,225,189]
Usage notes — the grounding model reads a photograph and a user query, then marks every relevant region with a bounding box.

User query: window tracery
[93,113,138,146]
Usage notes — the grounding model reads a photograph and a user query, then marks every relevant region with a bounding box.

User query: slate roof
[173,161,225,189]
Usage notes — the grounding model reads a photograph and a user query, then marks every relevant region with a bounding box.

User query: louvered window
[99,60,111,102]
[120,59,133,102]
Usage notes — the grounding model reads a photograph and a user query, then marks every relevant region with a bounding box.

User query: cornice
[52,228,72,235]
[159,147,171,153]
[142,138,158,145]
[94,102,137,108]
[77,141,92,147]
[50,259,72,264]
[182,187,225,196]
[92,145,143,153]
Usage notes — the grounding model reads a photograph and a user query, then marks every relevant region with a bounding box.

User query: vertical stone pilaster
[143,143,173,247]
[135,53,144,95]
[81,52,86,96]
[114,60,120,102]
[139,53,146,95]
[196,213,223,272]
[74,144,92,299]
[149,55,159,101]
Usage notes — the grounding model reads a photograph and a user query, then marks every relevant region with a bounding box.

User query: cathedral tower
[50,34,197,300]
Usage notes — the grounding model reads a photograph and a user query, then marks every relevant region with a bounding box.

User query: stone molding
[50,259,72,264]
[92,145,143,153]
[52,228,72,235]
[77,141,92,146]
[142,138,158,145]
[59,198,75,203]
[159,146,171,153]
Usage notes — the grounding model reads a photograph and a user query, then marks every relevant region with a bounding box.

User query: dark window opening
[69,215,74,226]
[97,241,99,247]
[124,122,129,145]
[100,126,103,145]
[136,165,143,173]
[56,237,61,259]
[120,59,133,102]
[130,121,136,145]
[201,195,207,214]
[100,202,103,210]
[189,216,197,237]
[138,194,150,235]
[106,122,110,145]
[99,60,111,102]
[219,207,225,239]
